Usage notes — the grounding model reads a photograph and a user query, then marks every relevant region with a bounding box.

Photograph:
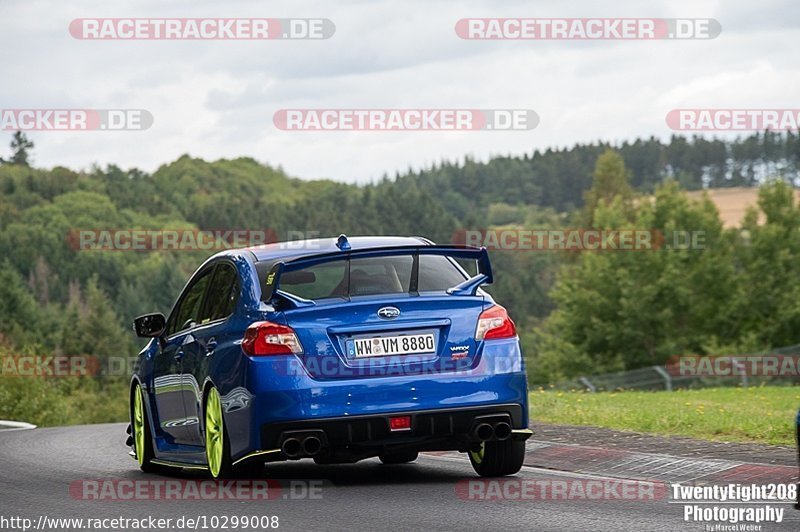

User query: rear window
[417,255,467,291]
[277,254,466,301]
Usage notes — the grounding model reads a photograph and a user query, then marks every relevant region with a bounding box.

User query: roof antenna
[336,234,351,251]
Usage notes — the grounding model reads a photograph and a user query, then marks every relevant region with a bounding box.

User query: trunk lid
[281,293,485,380]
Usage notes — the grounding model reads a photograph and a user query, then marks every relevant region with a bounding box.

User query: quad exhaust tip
[302,436,322,456]
[281,437,302,458]
[473,423,494,442]
[493,421,512,441]
[281,435,323,458]
[472,421,512,442]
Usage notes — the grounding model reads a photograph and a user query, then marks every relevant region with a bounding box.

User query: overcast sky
[1,0,798,183]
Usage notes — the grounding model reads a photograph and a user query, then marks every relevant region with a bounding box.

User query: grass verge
[529,386,799,446]
[0,376,128,427]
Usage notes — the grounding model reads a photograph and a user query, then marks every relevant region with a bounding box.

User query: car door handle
[205,338,217,355]
[175,349,184,362]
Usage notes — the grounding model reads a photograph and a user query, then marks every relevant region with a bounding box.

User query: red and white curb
[523,440,798,485]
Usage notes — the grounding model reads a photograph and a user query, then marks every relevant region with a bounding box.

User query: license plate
[348,333,436,358]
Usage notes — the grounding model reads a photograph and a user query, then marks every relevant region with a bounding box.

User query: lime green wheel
[205,387,233,478]
[468,440,525,477]
[468,444,484,468]
[131,384,157,472]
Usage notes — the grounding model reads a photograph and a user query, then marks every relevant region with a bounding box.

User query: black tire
[468,439,525,477]
[379,451,419,464]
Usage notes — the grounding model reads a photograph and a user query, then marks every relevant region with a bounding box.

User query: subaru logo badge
[377,306,400,320]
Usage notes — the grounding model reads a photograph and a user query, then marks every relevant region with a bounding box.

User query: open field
[530,386,799,446]
[686,187,800,228]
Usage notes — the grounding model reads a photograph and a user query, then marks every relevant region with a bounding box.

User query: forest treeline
[1,130,799,414]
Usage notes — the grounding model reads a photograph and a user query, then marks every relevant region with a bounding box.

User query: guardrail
[551,344,800,392]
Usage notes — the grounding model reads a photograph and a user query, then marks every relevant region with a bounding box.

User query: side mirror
[133,313,167,338]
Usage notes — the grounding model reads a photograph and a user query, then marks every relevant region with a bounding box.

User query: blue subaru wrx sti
[128,235,530,478]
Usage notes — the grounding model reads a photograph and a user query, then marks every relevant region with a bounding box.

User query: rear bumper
[238,337,529,457]
[260,403,528,452]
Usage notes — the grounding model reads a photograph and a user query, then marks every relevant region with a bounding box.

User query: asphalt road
[0,423,797,531]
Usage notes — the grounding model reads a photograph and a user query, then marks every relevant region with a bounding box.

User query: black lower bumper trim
[261,403,525,450]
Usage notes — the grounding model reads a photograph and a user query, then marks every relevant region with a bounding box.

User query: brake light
[475,305,517,341]
[242,321,303,356]
[389,416,411,431]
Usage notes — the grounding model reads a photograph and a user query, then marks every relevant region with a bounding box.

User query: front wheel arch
[201,380,216,434]
[129,379,160,473]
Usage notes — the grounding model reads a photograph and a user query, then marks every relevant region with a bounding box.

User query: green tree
[532,181,735,383]
[582,149,635,226]
[0,262,40,347]
[731,181,800,347]
[60,278,132,359]
[2,131,35,166]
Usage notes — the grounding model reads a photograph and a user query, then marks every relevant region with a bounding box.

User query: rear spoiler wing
[260,244,493,303]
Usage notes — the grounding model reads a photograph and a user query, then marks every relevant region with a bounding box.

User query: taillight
[475,305,517,341]
[389,416,411,431]
[242,321,303,356]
